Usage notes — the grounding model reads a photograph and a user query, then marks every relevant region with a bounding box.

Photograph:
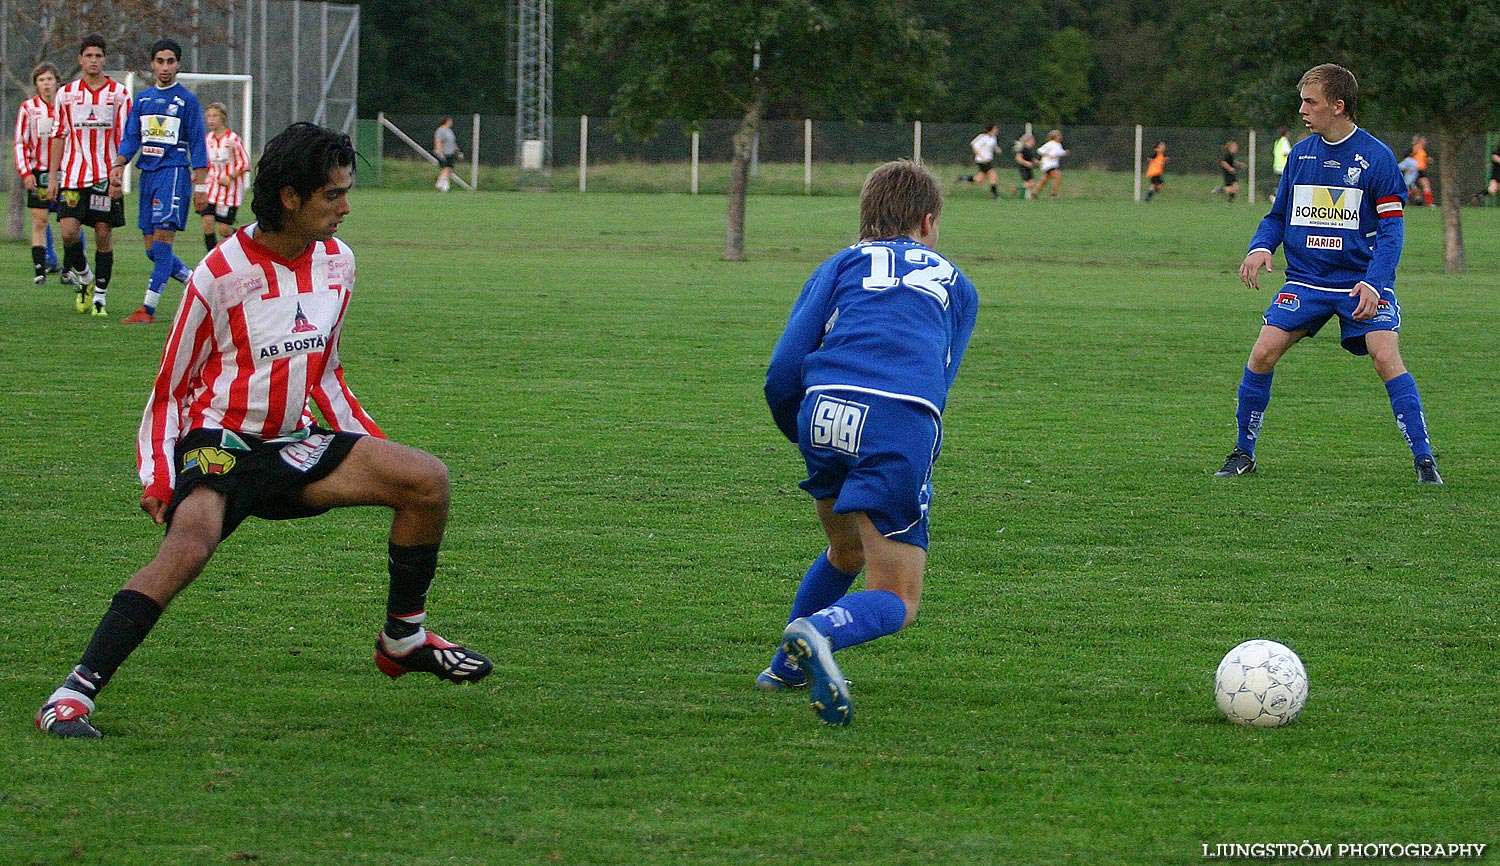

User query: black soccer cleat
[375,629,493,683]
[35,698,104,739]
[1215,447,1257,477]
[1414,456,1443,485]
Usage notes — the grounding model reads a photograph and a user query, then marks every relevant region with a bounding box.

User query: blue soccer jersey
[1251,127,1405,292]
[117,82,207,173]
[765,238,979,442]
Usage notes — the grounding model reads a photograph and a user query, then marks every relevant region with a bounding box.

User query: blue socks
[44,225,58,268]
[807,590,908,652]
[1235,367,1274,454]
[1384,373,1433,459]
[144,241,191,314]
[767,551,859,681]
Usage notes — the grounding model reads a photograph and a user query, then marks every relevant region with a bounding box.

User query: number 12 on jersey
[858,245,955,307]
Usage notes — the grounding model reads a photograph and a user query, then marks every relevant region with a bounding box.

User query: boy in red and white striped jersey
[36,123,492,740]
[13,62,62,284]
[200,101,250,251]
[47,34,130,316]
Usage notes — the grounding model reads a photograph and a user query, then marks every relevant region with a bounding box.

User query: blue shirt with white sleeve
[117,82,208,173]
[765,238,979,442]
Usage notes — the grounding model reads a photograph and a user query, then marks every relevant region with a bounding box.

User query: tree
[571,0,947,261]
[1223,2,1500,272]
[1031,27,1092,126]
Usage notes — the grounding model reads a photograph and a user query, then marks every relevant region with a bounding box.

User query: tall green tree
[1031,26,1092,125]
[570,0,947,260]
[1223,2,1500,272]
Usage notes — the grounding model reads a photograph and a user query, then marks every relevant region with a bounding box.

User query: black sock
[386,542,440,636]
[64,241,87,273]
[990,184,998,197]
[75,590,165,694]
[205,233,217,251]
[32,246,46,276]
[94,250,114,291]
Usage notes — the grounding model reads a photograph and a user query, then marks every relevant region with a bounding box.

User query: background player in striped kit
[1217,63,1441,485]
[48,34,130,316]
[114,38,209,325]
[200,101,250,250]
[758,160,979,726]
[35,123,492,740]
[14,61,63,284]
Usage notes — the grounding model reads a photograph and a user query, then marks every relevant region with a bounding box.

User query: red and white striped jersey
[13,95,56,176]
[138,226,384,502]
[205,128,250,207]
[50,77,130,187]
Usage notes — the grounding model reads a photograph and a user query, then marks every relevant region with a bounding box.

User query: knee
[826,541,864,575]
[400,451,450,512]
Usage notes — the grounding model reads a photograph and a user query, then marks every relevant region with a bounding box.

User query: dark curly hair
[251,122,356,231]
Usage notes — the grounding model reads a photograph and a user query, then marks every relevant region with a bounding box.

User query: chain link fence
[369,114,1494,201]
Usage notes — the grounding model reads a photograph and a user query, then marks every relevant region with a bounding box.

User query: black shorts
[26,171,54,210]
[56,180,125,228]
[197,202,239,225]
[437,153,457,169]
[168,426,364,540]
[1221,170,1238,186]
[974,160,994,174]
[1017,167,1034,181]
[1148,173,1165,185]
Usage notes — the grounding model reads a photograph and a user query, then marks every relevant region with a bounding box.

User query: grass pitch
[2,185,1496,865]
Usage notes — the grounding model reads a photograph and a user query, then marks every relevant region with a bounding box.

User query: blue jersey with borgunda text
[1250,127,1405,292]
[116,82,208,172]
[765,238,979,442]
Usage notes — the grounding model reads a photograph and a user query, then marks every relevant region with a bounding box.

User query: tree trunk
[723,97,763,262]
[6,182,25,242]
[1436,130,1465,273]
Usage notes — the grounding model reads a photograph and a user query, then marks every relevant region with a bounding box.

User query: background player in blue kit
[759,160,979,725]
[1217,63,1441,485]
[112,38,208,324]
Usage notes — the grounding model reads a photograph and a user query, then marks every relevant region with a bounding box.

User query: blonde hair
[31,62,59,87]
[205,102,229,122]
[858,160,942,242]
[1299,63,1358,121]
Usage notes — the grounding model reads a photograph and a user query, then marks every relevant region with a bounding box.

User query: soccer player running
[14,62,63,284]
[48,34,131,316]
[200,101,250,251]
[1217,63,1441,485]
[958,124,1001,199]
[36,123,492,739]
[1145,140,1168,201]
[759,160,979,726]
[114,39,209,324]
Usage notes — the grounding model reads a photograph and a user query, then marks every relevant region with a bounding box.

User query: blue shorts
[137,165,193,233]
[797,389,942,550]
[1262,283,1402,356]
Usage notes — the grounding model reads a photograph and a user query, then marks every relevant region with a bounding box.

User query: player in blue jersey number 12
[758,160,980,725]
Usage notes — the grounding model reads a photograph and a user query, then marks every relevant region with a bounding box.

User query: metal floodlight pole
[515,0,553,186]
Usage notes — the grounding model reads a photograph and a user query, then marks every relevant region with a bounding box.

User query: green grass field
[2,187,1496,865]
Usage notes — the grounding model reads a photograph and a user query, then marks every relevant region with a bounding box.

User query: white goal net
[116,71,254,195]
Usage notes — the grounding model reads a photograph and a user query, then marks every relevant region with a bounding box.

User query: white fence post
[1248,128,1257,205]
[471,113,480,191]
[691,129,700,194]
[1133,124,1143,202]
[913,120,922,164]
[804,118,812,195]
[579,115,588,193]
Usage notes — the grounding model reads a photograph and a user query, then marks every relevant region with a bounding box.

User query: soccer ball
[1214,639,1308,727]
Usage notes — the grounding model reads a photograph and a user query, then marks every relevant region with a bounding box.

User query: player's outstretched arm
[1240,250,1274,290]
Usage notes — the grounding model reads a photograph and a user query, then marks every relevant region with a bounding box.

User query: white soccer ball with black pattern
[1214,639,1308,727]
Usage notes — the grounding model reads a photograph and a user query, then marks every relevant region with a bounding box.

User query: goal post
[116,71,254,195]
